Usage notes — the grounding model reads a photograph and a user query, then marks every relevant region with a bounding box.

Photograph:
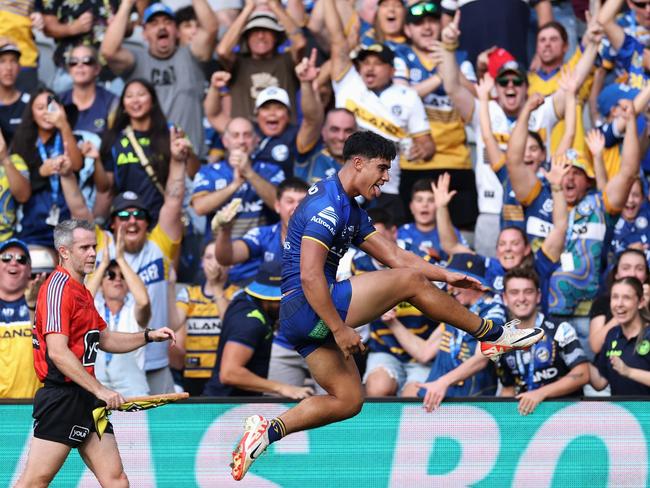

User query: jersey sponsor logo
[82,330,100,366]
[532,367,558,383]
[310,216,335,235]
[264,251,275,262]
[637,340,650,356]
[0,326,32,338]
[186,317,222,335]
[239,200,264,214]
[317,206,339,226]
[569,222,606,242]
[636,216,648,229]
[535,346,551,363]
[69,425,90,442]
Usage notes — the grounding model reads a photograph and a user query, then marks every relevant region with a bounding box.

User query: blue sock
[267,418,286,444]
[474,318,503,342]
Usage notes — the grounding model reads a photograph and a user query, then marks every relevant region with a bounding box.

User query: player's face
[112,207,149,254]
[358,56,395,90]
[611,282,642,326]
[0,245,31,294]
[623,179,644,222]
[66,228,97,277]
[143,14,178,58]
[359,157,391,200]
[0,52,19,89]
[629,0,650,28]
[616,252,648,283]
[177,19,198,46]
[377,0,406,36]
[67,46,100,85]
[536,26,567,66]
[247,28,277,58]
[101,265,127,301]
[524,135,545,170]
[223,118,258,154]
[256,102,290,137]
[409,191,436,227]
[275,189,307,226]
[404,16,441,51]
[123,82,153,122]
[496,228,530,270]
[504,277,539,321]
[495,74,527,116]
[561,166,591,206]
[322,111,356,159]
[32,92,56,131]
[448,285,482,307]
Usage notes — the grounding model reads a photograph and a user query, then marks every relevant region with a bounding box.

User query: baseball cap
[0,238,30,257]
[243,12,284,34]
[143,3,175,24]
[0,42,21,59]
[406,1,441,24]
[597,83,639,117]
[245,261,282,301]
[354,43,395,65]
[445,253,490,288]
[564,148,595,179]
[488,48,524,80]
[110,191,150,217]
[255,86,291,111]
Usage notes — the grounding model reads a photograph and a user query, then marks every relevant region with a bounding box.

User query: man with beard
[436,11,601,256]
[98,129,190,394]
[202,261,314,399]
[101,0,218,155]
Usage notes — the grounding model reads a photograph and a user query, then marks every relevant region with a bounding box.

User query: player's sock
[473,318,504,342]
[267,418,286,444]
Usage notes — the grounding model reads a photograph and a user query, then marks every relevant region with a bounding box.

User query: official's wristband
[144,328,153,343]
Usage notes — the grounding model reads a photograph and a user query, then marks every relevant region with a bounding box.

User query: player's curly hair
[343,131,397,163]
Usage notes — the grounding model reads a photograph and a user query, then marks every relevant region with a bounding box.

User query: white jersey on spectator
[333,66,431,196]
[470,96,558,214]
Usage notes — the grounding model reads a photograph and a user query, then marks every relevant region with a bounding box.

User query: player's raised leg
[231,343,362,481]
[14,438,71,488]
[78,433,129,488]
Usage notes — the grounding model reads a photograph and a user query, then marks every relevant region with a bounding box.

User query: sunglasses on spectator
[630,0,650,9]
[496,77,525,87]
[1,253,29,265]
[116,209,147,221]
[67,56,97,67]
[408,2,440,17]
[105,269,125,281]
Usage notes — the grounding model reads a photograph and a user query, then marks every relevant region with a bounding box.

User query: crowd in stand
[2,0,650,414]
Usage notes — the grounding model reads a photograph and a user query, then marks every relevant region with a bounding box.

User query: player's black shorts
[32,384,114,448]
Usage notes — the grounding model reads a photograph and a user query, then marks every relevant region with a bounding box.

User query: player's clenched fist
[96,386,125,410]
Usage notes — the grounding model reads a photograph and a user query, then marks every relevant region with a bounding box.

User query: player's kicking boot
[231,415,271,481]
[480,319,544,361]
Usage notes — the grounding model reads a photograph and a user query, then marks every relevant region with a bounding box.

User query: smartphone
[47,95,57,113]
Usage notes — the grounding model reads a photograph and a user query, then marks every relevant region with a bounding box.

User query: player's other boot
[480,319,544,361]
[231,415,270,481]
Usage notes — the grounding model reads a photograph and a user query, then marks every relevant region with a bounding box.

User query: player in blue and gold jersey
[230,131,545,481]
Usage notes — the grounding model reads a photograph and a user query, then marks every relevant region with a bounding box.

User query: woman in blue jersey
[100,79,199,224]
[12,88,83,247]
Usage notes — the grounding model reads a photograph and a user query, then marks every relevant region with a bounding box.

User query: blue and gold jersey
[393,45,471,171]
[397,223,466,262]
[493,159,525,231]
[612,34,648,90]
[295,143,343,185]
[228,222,284,285]
[421,294,505,398]
[600,11,650,78]
[498,314,588,394]
[519,178,555,253]
[282,175,376,293]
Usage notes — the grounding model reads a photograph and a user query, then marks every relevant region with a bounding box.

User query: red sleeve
[40,272,72,336]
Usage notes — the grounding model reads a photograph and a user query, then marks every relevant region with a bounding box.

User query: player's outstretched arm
[360,233,484,290]
[99,327,175,354]
[301,238,365,358]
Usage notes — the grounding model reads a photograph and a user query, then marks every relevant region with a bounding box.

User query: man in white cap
[216,0,307,121]
[101,0,218,154]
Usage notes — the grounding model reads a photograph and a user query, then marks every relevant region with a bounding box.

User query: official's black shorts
[32,384,114,448]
